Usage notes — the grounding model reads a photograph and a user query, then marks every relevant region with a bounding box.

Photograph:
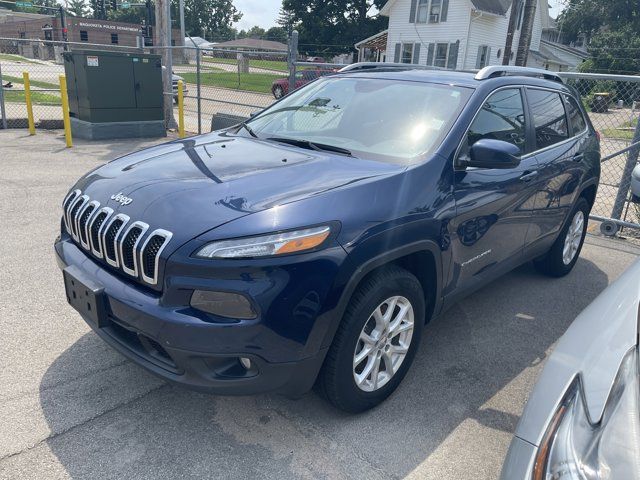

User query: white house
[378,0,571,71]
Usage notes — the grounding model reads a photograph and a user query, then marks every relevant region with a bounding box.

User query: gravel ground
[0,129,638,480]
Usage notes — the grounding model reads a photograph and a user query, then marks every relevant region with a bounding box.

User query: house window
[80,31,88,42]
[111,33,118,44]
[476,45,490,68]
[425,41,459,69]
[416,0,429,23]
[516,0,525,30]
[415,0,447,24]
[434,43,448,67]
[402,43,414,63]
[429,0,442,23]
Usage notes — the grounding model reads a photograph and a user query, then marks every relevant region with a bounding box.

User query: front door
[448,88,540,297]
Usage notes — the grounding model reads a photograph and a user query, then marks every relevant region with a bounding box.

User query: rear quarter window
[564,94,587,135]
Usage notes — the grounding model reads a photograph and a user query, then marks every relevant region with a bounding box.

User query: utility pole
[515,0,536,66]
[155,0,177,128]
[179,0,186,63]
[502,0,519,65]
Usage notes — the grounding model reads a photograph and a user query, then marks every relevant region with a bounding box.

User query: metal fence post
[288,30,299,95]
[197,45,202,134]
[611,117,640,220]
[0,62,7,130]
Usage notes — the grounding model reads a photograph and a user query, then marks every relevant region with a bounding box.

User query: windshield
[246,76,473,164]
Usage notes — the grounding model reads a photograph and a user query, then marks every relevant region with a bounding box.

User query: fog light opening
[239,357,252,370]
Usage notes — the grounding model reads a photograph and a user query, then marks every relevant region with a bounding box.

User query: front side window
[564,94,587,135]
[527,89,569,150]
[462,88,527,157]
[246,77,473,164]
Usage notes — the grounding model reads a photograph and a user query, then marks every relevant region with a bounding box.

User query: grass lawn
[602,117,638,141]
[0,53,41,64]
[3,74,59,90]
[202,56,290,72]
[4,90,60,105]
[181,71,279,94]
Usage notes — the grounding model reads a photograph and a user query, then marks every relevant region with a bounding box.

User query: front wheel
[534,198,589,277]
[316,266,425,413]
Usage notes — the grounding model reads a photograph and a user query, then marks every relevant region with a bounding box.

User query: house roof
[380,0,513,16]
[214,38,288,52]
[540,39,589,60]
[355,30,388,50]
[530,48,568,66]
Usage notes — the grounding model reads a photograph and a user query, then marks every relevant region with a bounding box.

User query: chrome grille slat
[102,214,130,268]
[88,207,114,259]
[64,191,172,286]
[70,195,89,242]
[119,221,149,277]
[140,229,173,285]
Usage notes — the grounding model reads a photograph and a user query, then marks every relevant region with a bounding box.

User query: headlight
[195,225,332,259]
[534,347,640,480]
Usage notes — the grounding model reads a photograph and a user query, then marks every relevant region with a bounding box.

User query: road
[1,130,639,479]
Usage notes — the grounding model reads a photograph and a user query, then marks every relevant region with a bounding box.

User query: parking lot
[1,129,639,480]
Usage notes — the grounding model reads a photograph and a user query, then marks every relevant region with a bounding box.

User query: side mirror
[462,139,521,169]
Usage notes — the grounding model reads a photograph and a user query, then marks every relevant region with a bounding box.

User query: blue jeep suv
[55,65,600,412]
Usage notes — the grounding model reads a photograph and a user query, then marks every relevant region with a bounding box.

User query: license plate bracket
[63,266,108,328]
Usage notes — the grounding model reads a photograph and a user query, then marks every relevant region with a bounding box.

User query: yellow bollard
[178,79,185,138]
[59,75,73,148]
[23,72,35,135]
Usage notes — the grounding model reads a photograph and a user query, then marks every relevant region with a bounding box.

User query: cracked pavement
[1,130,639,479]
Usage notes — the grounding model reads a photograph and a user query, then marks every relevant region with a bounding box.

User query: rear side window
[527,89,569,150]
[564,94,587,135]
[464,88,527,155]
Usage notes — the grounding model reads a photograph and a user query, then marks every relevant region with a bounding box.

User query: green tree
[558,0,640,74]
[265,26,287,43]
[182,0,241,40]
[281,0,387,55]
[68,0,90,17]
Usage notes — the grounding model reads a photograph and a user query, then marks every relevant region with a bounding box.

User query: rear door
[524,88,588,252]
[450,87,541,295]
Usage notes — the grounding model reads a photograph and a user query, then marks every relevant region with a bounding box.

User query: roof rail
[338,62,445,73]
[475,65,563,83]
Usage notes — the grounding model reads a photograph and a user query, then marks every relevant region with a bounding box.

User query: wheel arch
[320,240,443,350]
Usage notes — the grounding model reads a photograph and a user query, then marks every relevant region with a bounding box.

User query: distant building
[214,38,288,52]
[0,9,181,61]
[363,0,578,72]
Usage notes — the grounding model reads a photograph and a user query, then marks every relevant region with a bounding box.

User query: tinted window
[564,94,587,135]
[464,88,526,155]
[527,89,569,149]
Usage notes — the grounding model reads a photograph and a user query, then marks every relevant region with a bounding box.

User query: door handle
[520,170,539,182]
[573,153,584,162]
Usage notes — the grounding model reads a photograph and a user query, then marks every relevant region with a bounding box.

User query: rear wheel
[273,86,284,99]
[316,266,424,413]
[534,198,589,277]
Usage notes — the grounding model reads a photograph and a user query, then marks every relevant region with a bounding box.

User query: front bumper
[500,436,537,479]
[54,237,342,397]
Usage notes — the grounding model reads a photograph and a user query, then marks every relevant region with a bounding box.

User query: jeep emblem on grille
[111,192,133,206]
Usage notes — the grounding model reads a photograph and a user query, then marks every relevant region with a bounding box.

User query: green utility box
[63,50,165,139]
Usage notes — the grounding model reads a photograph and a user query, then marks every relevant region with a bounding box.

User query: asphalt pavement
[1,130,639,480]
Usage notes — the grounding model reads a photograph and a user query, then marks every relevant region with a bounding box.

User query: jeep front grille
[62,190,172,286]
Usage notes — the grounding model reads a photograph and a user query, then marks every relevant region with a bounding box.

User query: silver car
[501,259,640,480]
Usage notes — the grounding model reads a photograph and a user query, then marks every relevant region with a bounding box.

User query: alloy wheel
[562,210,585,265]
[353,296,415,392]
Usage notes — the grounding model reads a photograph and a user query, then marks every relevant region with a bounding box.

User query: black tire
[316,265,425,413]
[273,86,284,99]
[534,197,590,277]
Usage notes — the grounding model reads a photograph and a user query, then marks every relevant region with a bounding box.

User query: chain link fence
[559,72,640,241]
[2,38,639,241]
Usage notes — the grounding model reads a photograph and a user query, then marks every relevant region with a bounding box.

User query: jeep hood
[71,132,401,246]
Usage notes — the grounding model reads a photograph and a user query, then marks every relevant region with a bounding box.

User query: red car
[271,69,335,99]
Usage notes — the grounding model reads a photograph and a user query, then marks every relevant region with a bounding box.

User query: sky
[231,0,567,31]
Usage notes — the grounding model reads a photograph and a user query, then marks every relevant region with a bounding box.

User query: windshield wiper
[266,137,353,157]
[237,122,258,138]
